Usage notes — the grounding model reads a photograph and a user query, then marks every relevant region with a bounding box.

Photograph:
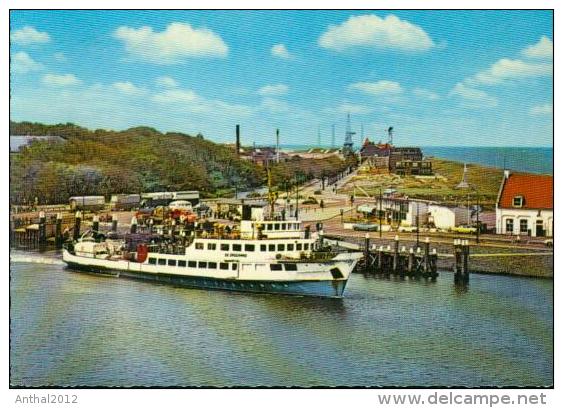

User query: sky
[10,10,553,147]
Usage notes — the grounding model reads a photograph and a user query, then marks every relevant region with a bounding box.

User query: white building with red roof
[495,170,553,237]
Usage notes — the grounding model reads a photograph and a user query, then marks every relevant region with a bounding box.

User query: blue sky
[10,10,553,147]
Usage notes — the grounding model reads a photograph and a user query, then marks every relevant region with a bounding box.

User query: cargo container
[69,196,106,211]
[110,194,141,210]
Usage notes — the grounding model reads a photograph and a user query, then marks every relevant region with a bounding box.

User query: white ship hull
[62,249,362,298]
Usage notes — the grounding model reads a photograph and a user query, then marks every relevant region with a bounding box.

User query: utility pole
[416,201,420,248]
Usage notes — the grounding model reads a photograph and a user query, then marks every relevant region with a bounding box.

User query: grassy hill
[10,121,354,205]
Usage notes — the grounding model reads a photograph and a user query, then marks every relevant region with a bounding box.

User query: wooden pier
[359,235,439,278]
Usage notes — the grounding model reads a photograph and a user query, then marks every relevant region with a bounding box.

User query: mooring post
[73,211,81,241]
[38,211,46,245]
[92,215,99,237]
[462,240,470,282]
[55,212,63,248]
[363,233,370,271]
[376,245,383,272]
[408,247,415,275]
[130,216,137,234]
[111,214,118,233]
[393,235,399,273]
[424,237,430,273]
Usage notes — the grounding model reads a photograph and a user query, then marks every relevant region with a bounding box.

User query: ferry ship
[62,216,362,298]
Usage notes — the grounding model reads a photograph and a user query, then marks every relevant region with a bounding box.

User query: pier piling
[55,213,63,248]
[92,215,99,237]
[38,211,46,245]
[111,214,118,233]
[73,211,81,241]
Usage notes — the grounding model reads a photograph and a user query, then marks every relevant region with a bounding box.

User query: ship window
[208,262,217,269]
[304,243,310,250]
[232,244,242,251]
[281,223,287,230]
[260,244,267,252]
[158,259,166,265]
[296,243,302,251]
[245,244,255,252]
[198,261,207,268]
[270,264,283,271]
[220,262,229,270]
[178,260,186,267]
[268,244,275,251]
[274,223,280,230]
[220,243,229,251]
[287,244,294,251]
[168,259,176,266]
[195,242,204,250]
[266,224,273,230]
[188,261,196,267]
[148,258,157,265]
[231,263,238,270]
[284,263,297,271]
[207,243,217,250]
[277,244,285,251]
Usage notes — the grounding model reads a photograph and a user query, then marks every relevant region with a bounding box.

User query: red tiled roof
[498,173,553,210]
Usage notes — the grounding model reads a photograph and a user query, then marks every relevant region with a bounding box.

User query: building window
[220,263,229,270]
[158,259,166,265]
[178,260,186,267]
[245,244,255,252]
[195,242,204,250]
[506,218,514,233]
[232,244,242,252]
[220,243,229,251]
[188,261,196,268]
[168,259,176,266]
[513,196,524,208]
[519,219,528,234]
[207,243,217,250]
[148,258,157,265]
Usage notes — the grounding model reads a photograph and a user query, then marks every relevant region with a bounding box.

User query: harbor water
[10,251,553,387]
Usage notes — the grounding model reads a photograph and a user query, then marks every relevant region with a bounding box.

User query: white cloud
[349,80,403,95]
[155,76,179,88]
[42,73,82,86]
[53,52,67,62]
[465,58,552,86]
[529,103,552,116]
[260,97,290,113]
[113,81,145,95]
[318,14,435,52]
[413,88,440,101]
[152,88,253,116]
[11,51,43,74]
[271,44,292,59]
[11,26,50,45]
[113,22,228,64]
[449,83,498,108]
[258,84,289,96]
[522,36,553,59]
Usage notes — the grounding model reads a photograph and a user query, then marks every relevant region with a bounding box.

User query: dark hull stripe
[64,262,348,298]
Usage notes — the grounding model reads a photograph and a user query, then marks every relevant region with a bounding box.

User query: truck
[110,194,141,211]
[69,196,106,211]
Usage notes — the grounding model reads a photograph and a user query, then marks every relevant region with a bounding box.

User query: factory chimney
[235,124,240,157]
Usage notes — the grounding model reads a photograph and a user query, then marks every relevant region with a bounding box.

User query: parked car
[451,225,477,234]
[353,223,378,232]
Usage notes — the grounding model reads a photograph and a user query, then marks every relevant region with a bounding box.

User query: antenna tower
[343,114,355,154]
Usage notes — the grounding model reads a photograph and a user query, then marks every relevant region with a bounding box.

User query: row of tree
[10,121,356,205]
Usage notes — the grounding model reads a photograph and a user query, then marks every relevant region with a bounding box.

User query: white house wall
[496,208,553,237]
